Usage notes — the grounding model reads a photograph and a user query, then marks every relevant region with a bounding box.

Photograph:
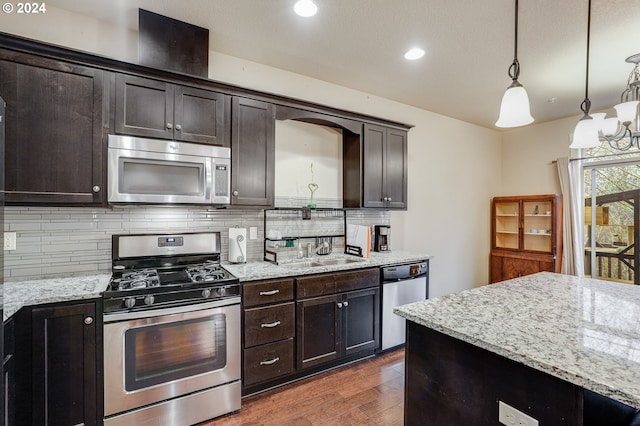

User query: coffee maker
[373,225,391,252]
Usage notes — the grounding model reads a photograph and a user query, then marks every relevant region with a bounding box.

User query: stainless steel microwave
[108,135,231,205]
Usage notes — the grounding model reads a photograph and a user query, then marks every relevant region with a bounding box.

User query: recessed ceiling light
[404,47,425,60]
[294,0,318,17]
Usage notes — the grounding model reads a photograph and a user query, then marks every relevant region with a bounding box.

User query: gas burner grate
[186,264,226,283]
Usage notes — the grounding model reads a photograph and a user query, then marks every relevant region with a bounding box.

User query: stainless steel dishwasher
[380,260,429,351]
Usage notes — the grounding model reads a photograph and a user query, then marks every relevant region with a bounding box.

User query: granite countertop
[3,250,431,322]
[395,272,640,408]
[4,274,111,321]
[223,250,432,282]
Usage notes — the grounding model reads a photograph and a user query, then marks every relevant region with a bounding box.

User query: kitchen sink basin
[282,257,365,268]
[312,258,364,266]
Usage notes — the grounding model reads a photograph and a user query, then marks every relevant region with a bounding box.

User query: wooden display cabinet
[491,194,563,283]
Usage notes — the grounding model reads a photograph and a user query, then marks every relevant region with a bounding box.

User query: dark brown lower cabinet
[242,269,380,395]
[405,322,582,425]
[297,287,380,370]
[14,300,102,426]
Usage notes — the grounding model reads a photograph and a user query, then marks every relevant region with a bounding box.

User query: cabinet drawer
[297,268,379,299]
[334,268,379,293]
[243,339,294,386]
[243,279,294,308]
[244,302,295,347]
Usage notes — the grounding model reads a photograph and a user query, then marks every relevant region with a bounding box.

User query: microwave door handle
[205,159,213,201]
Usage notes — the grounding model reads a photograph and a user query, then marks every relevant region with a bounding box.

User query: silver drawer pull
[259,289,280,296]
[260,357,280,366]
[261,321,281,328]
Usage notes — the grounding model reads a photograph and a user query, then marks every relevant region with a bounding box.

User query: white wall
[0,6,504,296]
[275,120,343,202]
[501,116,577,195]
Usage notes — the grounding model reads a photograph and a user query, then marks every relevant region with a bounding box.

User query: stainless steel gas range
[103,232,241,426]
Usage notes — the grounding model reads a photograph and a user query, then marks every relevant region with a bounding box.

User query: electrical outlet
[249,226,258,240]
[498,401,538,426]
[4,232,16,251]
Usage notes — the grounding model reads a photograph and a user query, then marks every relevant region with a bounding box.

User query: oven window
[120,159,204,195]
[124,314,227,391]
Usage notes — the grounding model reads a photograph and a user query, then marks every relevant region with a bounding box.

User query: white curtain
[556,157,584,276]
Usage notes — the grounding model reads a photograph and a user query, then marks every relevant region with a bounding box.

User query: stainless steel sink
[282,257,364,268]
[312,258,364,266]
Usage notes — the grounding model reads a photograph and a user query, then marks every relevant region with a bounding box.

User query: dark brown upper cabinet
[231,97,275,207]
[0,56,105,205]
[344,123,408,210]
[114,74,229,146]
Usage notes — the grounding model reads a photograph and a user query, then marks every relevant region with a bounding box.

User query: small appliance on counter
[374,225,391,252]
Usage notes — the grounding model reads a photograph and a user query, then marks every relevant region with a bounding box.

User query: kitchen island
[395,272,640,425]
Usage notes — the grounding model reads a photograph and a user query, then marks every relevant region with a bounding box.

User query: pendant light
[496,0,534,128]
[569,0,600,149]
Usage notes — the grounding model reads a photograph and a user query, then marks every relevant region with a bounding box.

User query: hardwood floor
[203,349,405,426]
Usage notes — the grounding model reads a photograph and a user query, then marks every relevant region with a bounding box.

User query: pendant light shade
[570,0,598,150]
[496,83,534,127]
[570,116,599,148]
[496,0,534,128]
[614,101,640,124]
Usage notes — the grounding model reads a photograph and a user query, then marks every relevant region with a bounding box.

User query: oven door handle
[103,297,241,323]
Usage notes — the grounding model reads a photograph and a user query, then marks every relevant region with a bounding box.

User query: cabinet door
[385,128,407,209]
[500,257,544,281]
[343,288,380,356]
[296,295,340,370]
[493,200,521,250]
[0,59,104,205]
[115,74,174,139]
[174,86,229,145]
[231,97,275,206]
[362,124,386,208]
[523,199,554,253]
[30,302,99,426]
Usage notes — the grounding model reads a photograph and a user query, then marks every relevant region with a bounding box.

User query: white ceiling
[46,0,640,129]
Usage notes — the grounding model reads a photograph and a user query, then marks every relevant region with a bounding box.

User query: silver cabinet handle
[233,190,239,196]
[92,185,100,193]
[387,197,392,202]
[337,302,343,308]
[166,123,173,129]
[260,357,280,366]
[261,320,281,328]
[259,289,280,296]
[84,316,93,325]
[343,301,349,307]
[175,124,182,131]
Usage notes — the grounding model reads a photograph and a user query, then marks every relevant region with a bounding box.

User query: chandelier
[569,0,640,151]
[594,54,640,151]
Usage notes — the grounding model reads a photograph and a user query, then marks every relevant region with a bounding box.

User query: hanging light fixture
[570,0,600,149]
[590,54,640,150]
[496,0,534,128]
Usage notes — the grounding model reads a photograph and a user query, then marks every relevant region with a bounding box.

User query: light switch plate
[4,232,16,251]
[249,226,258,240]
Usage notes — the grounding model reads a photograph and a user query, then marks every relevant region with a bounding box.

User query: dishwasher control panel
[381,261,428,282]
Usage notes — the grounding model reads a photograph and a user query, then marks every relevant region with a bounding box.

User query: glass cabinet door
[523,200,553,253]
[495,201,520,249]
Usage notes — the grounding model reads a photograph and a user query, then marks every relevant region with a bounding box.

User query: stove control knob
[202,288,212,298]
[218,286,227,297]
[144,295,155,306]
[124,298,136,309]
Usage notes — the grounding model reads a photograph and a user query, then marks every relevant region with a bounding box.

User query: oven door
[103,299,240,417]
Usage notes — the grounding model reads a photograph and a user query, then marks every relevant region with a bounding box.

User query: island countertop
[395,272,640,408]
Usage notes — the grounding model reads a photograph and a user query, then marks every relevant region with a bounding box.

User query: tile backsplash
[3,198,389,281]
